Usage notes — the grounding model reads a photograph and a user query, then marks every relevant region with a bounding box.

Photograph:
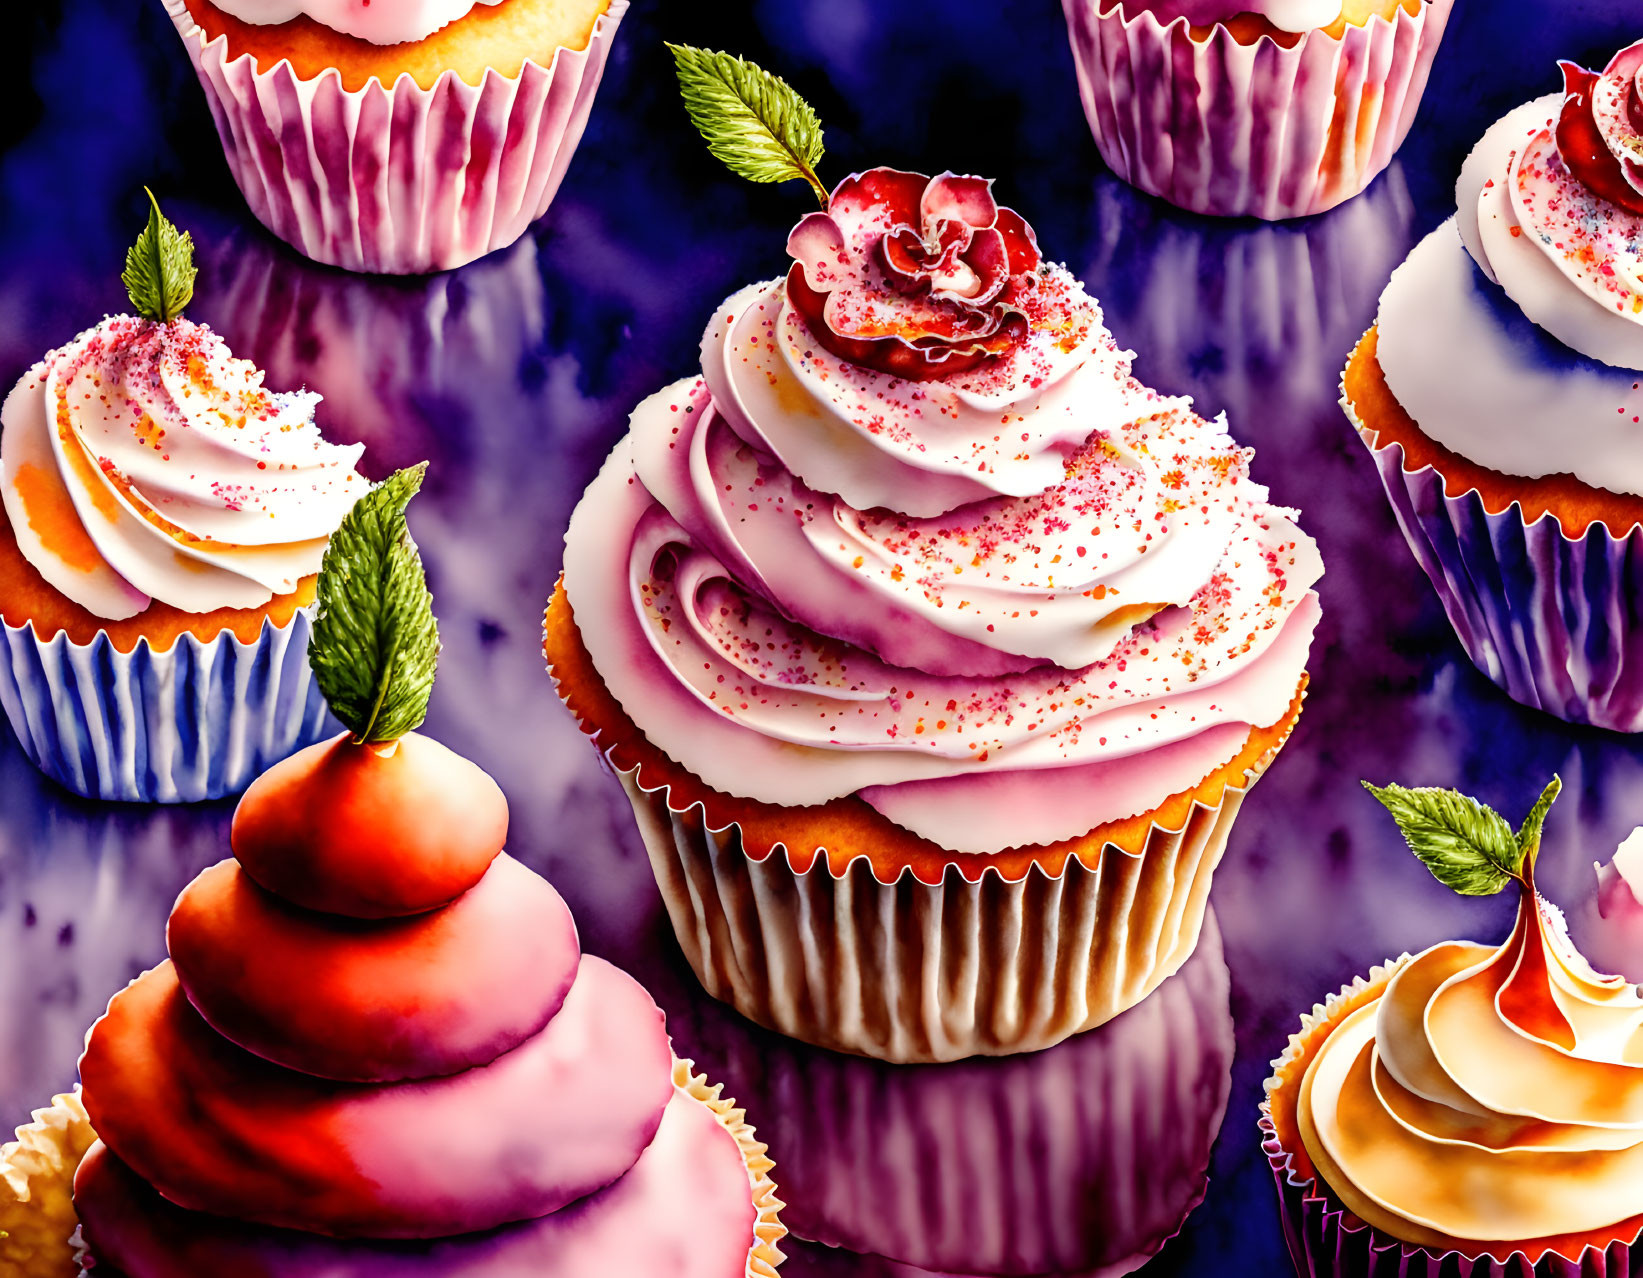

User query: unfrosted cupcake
[0,194,366,802]
[1345,39,1643,732]
[0,466,784,1278]
[545,52,1322,1062]
[162,0,627,273]
[1264,775,1643,1275]
[1062,0,1455,219]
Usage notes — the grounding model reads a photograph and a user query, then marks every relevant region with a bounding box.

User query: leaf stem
[355,633,400,745]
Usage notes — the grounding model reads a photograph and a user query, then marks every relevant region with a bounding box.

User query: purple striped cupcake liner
[1345,381,1643,734]
[161,0,627,275]
[1260,965,1643,1278]
[0,611,328,804]
[1061,0,1454,220]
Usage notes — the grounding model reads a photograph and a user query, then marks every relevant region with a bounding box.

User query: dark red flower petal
[1557,60,1643,216]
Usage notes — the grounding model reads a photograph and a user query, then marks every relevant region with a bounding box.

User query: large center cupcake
[545,52,1323,1063]
[0,465,783,1278]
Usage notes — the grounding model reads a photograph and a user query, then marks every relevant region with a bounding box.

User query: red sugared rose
[785,168,1043,381]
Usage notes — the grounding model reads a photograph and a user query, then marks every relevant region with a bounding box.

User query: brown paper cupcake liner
[615,718,1294,1064]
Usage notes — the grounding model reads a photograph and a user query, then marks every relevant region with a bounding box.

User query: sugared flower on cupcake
[785,169,1043,379]
[668,42,1049,381]
[1557,38,1643,215]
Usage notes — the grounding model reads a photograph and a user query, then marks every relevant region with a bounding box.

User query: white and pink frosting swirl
[1372,41,1643,496]
[206,0,504,45]
[1454,43,1643,371]
[561,170,1321,855]
[0,315,366,620]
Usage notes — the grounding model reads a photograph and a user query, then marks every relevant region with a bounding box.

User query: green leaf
[121,188,196,324]
[1515,775,1563,869]
[1362,781,1523,896]
[309,463,441,745]
[667,43,828,207]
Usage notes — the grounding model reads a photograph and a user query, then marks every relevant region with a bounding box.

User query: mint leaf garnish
[121,188,196,324]
[310,464,440,745]
[1362,776,1563,896]
[667,43,828,207]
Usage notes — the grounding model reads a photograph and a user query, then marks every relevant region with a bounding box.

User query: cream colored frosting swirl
[1300,878,1643,1249]
[0,315,366,621]
[208,0,503,45]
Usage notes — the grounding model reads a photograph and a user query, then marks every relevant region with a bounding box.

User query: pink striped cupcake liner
[1061,0,1454,220]
[1260,966,1643,1278]
[1345,380,1643,734]
[161,0,627,274]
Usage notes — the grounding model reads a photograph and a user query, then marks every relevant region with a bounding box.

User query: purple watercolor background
[6,2,1643,1274]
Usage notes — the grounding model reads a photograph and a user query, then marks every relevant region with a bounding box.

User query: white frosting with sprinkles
[563,269,1320,853]
[1,316,366,619]
[1377,94,1643,490]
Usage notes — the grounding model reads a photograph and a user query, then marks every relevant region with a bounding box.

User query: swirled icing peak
[1556,43,1643,215]
[1454,44,1643,370]
[1302,780,1643,1251]
[786,168,1045,381]
[560,171,1320,854]
[206,0,504,46]
[0,315,366,621]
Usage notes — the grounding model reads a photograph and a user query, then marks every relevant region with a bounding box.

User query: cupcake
[1264,774,1643,1275]
[0,465,784,1278]
[1062,0,1455,220]
[545,51,1322,1062]
[664,909,1234,1275]
[0,193,366,803]
[161,0,628,274]
[1345,40,1643,732]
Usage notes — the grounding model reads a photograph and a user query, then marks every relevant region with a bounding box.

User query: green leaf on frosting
[1515,775,1563,869]
[310,463,441,745]
[121,188,196,324]
[668,43,828,207]
[1362,777,1563,896]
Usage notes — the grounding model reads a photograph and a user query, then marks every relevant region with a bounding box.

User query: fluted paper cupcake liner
[617,726,1293,1064]
[1061,0,1453,220]
[161,0,627,274]
[0,1069,783,1278]
[1260,964,1643,1278]
[1346,384,1643,734]
[665,912,1233,1275]
[0,612,327,803]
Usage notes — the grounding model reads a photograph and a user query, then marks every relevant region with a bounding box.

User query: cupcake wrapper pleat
[161,0,628,274]
[619,758,1280,1063]
[0,613,328,803]
[1348,393,1643,733]
[1259,1116,1643,1278]
[1061,0,1453,219]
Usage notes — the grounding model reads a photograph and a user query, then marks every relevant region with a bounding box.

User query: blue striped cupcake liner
[0,611,328,803]
[1346,385,1643,734]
